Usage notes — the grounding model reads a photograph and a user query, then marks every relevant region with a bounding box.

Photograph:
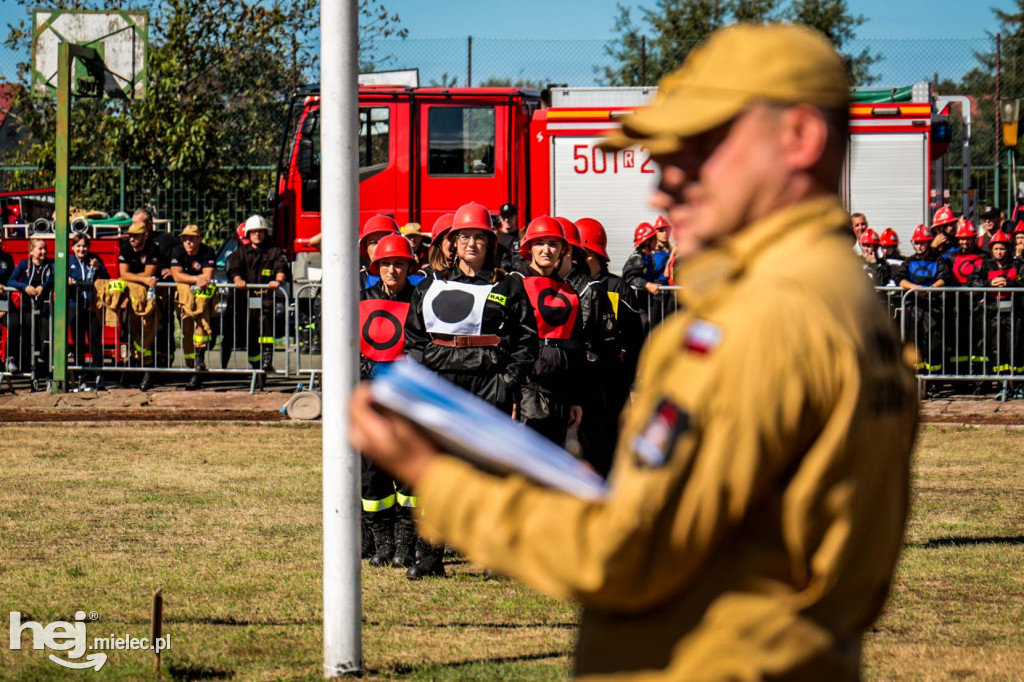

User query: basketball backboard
[32,10,148,99]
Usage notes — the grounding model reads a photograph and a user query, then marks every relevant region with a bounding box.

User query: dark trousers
[69,305,103,369]
[221,291,275,368]
[7,299,50,376]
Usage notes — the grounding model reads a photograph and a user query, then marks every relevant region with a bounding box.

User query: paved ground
[918,395,1024,425]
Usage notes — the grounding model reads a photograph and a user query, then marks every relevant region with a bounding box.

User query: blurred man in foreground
[351,23,918,680]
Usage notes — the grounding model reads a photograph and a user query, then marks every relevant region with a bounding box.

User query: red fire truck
[275,80,962,279]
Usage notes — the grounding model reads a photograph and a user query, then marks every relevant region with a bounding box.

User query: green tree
[599,0,878,86]
[1,0,405,231]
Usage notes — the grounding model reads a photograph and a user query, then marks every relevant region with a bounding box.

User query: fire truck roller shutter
[549,135,661,270]
[845,132,929,247]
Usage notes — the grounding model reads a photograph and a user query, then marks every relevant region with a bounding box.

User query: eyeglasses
[455,233,489,244]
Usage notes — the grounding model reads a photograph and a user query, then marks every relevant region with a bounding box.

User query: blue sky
[0,1,1018,86]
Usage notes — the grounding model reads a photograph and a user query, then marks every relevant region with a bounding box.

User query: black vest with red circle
[359,281,414,364]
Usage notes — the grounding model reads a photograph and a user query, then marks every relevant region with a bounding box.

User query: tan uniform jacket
[415,196,918,681]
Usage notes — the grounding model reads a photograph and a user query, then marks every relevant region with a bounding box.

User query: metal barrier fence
[1,281,291,393]
[292,282,323,389]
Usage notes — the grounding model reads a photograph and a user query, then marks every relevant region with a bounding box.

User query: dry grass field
[0,423,1020,680]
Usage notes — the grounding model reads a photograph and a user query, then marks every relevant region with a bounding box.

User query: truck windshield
[428,106,495,176]
[360,107,390,175]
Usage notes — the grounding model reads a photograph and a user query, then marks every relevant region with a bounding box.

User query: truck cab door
[417,101,509,231]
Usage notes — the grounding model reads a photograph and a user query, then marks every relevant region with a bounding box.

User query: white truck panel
[846,132,929,246]
[550,135,662,272]
[549,87,657,108]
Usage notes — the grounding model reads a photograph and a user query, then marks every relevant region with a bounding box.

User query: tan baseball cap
[127,221,147,235]
[400,222,423,236]
[180,224,201,238]
[599,23,850,155]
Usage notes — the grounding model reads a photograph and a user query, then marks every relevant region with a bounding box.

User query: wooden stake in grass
[151,587,163,675]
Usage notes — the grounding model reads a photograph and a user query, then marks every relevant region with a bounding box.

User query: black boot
[406,542,445,580]
[360,512,375,559]
[391,507,418,568]
[261,346,276,373]
[196,348,207,372]
[138,372,153,392]
[185,373,203,391]
[367,511,395,567]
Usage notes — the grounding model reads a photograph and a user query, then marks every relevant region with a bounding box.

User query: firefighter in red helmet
[508,215,585,445]
[623,221,667,331]
[402,201,537,578]
[947,220,987,382]
[574,217,644,477]
[858,228,891,285]
[359,234,422,568]
[359,214,401,289]
[897,224,951,394]
[929,205,959,257]
[970,229,1023,398]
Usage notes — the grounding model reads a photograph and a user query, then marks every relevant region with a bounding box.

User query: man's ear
[780,105,829,172]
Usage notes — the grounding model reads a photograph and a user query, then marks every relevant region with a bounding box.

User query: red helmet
[574,217,609,260]
[369,234,418,275]
[1014,220,1024,234]
[652,215,670,230]
[859,228,880,246]
[518,215,566,259]
[236,222,250,245]
[430,213,455,241]
[359,214,401,259]
[911,224,933,243]
[931,205,957,229]
[989,229,1012,246]
[955,221,978,239]
[879,227,899,246]
[451,201,494,235]
[552,216,583,250]
[633,222,656,248]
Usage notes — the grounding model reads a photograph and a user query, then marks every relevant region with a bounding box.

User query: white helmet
[243,214,271,235]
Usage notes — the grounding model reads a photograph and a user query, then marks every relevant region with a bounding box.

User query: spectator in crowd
[1014,221,1024,260]
[358,215,401,289]
[224,215,288,375]
[134,208,179,370]
[6,238,54,389]
[898,224,951,388]
[68,233,109,389]
[423,213,455,276]
[170,224,217,391]
[496,202,524,272]
[930,206,960,257]
[400,222,430,269]
[947,221,986,381]
[858,228,891,285]
[850,211,868,243]
[622,221,669,330]
[509,216,584,445]
[970,229,1023,399]
[118,221,161,390]
[402,201,537,579]
[879,227,904,272]
[977,205,1001,253]
[359,234,421,569]
[0,232,15,367]
[574,216,644,477]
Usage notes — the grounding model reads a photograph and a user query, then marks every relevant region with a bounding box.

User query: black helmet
[499,203,516,218]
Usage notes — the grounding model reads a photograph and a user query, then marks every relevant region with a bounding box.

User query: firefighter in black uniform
[118,221,161,390]
[359,234,421,568]
[947,220,986,381]
[858,228,891,286]
[929,205,959,258]
[359,214,401,290]
[134,208,180,371]
[898,224,951,394]
[169,224,217,390]
[574,217,644,477]
[511,216,586,445]
[970,229,1022,399]
[496,202,523,272]
[403,201,537,578]
[224,215,288,376]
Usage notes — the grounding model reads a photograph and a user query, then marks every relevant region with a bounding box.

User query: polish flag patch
[683,319,723,355]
